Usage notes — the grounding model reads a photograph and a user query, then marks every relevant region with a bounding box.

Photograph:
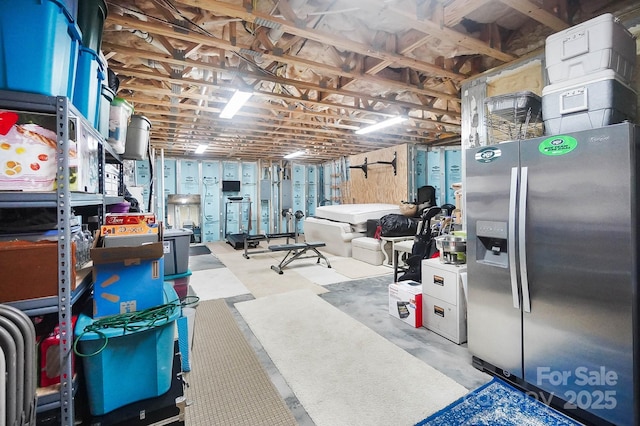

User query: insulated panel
[415,149,427,189]
[292,164,305,234]
[444,150,462,205]
[427,151,442,206]
[178,160,199,194]
[242,162,257,232]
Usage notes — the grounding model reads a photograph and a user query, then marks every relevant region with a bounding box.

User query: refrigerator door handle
[508,167,519,310]
[519,167,532,313]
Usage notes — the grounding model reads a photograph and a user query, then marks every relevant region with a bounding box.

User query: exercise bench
[242,232,298,259]
[269,242,332,274]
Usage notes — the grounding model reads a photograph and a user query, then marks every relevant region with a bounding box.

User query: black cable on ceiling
[107,1,214,37]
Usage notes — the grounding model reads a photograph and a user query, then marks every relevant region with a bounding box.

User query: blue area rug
[415,377,583,426]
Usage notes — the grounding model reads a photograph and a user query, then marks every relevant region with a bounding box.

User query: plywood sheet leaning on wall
[347,144,408,204]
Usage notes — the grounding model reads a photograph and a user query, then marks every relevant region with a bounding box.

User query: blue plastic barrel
[0,0,82,98]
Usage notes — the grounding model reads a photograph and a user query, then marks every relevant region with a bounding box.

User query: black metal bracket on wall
[348,152,396,178]
[349,157,368,178]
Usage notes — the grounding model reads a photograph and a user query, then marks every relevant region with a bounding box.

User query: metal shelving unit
[0,90,119,425]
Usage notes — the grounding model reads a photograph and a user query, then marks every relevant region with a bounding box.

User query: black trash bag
[379,214,417,237]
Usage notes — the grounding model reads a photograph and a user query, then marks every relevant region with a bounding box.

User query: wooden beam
[176,0,465,79]
[444,0,494,26]
[105,43,461,111]
[499,0,569,31]
[372,1,515,62]
[104,16,460,101]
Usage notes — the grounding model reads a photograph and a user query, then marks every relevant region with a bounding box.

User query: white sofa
[303,217,365,257]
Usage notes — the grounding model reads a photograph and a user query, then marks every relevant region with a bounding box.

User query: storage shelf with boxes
[0,89,117,426]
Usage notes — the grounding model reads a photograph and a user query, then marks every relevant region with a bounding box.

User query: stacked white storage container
[542,13,637,134]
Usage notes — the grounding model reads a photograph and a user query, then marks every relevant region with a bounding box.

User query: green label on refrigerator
[538,136,578,156]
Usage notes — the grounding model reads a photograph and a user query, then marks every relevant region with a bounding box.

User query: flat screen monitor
[222,180,241,192]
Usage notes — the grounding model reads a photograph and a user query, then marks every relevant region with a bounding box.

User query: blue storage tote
[73,46,104,126]
[0,0,82,98]
[75,282,181,416]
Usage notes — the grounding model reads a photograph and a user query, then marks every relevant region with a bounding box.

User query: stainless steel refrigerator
[466,122,638,426]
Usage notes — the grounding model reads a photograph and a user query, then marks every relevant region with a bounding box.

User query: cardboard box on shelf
[100,222,160,236]
[0,240,77,303]
[90,242,164,318]
[388,281,423,328]
[104,213,157,226]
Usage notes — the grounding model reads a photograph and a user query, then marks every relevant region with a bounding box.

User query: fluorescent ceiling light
[194,144,207,154]
[284,150,305,159]
[220,90,252,119]
[355,116,407,135]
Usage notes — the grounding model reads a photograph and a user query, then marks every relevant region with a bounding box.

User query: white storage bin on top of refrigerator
[545,13,636,84]
[542,69,637,135]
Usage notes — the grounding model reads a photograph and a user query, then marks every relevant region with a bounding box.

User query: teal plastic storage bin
[73,46,104,126]
[0,0,82,98]
[75,282,181,416]
[60,0,78,20]
[165,269,192,300]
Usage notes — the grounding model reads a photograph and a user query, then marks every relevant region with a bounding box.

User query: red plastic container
[39,316,77,387]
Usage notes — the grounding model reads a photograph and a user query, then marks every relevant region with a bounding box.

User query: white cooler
[545,13,636,84]
[542,69,637,135]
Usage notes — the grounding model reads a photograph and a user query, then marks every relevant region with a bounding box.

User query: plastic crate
[0,0,81,98]
[165,269,192,300]
[108,97,133,154]
[99,85,114,140]
[73,46,105,127]
[163,228,193,276]
[75,282,181,416]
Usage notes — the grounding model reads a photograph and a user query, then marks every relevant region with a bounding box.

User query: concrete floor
[224,273,490,425]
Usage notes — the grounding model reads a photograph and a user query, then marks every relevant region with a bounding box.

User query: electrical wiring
[107,1,215,38]
[73,295,200,358]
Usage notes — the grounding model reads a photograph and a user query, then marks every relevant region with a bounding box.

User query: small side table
[393,240,414,282]
[379,235,414,267]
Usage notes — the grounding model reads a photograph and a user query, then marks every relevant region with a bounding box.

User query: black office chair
[415,185,436,216]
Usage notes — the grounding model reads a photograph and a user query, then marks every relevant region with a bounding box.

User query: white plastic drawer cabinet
[422,258,467,344]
